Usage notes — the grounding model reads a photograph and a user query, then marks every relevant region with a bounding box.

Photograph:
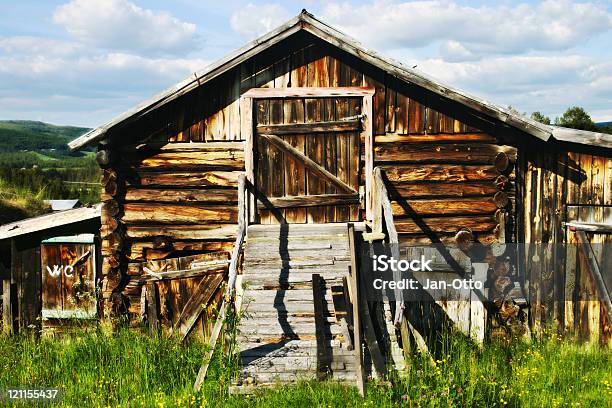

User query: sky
[0,0,611,128]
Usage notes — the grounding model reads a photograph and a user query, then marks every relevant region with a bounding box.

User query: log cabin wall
[519,146,612,343]
[100,33,517,320]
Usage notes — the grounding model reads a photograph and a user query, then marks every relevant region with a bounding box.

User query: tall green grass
[0,329,610,407]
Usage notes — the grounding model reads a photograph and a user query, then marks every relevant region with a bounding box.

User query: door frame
[240,87,375,224]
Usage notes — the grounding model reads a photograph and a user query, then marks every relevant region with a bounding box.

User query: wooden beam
[374,168,404,325]
[257,119,360,135]
[140,262,228,283]
[348,223,365,397]
[312,274,331,379]
[260,134,357,194]
[242,86,375,98]
[566,221,612,233]
[256,193,359,209]
[363,93,374,220]
[194,300,227,391]
[241,96,256,224]
[575,230,612,321]
[227,174,246,298]
[172,273,224,341]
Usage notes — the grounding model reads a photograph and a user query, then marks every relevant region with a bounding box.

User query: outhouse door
[241,87,375,224]
[41,234,97,319]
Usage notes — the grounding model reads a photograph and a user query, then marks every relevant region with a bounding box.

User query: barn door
[242,88,374,224]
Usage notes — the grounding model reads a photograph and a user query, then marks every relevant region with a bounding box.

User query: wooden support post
[312,274,331,379]
[146,282,160,336]
[348,223,365,397]
[241,96,255,224]
[2,279,12,335]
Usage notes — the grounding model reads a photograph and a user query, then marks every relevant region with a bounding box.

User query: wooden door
[41,240,97,319]
[253,95,363,224]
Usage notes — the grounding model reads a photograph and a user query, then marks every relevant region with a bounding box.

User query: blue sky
[1,0,611,127]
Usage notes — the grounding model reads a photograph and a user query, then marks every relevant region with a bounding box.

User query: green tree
[554,106,598,131]
[530,111,551,125]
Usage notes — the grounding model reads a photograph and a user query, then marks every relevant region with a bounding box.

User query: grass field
[0,328,610,407]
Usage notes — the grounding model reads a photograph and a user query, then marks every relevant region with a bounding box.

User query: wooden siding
[519,148,612,343]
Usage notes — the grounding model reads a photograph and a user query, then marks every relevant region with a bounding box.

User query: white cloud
[0,38,209,125]
[230,3,291,38]
[416,54,612,120]
[321,0,612,60]
[52,0,199,56]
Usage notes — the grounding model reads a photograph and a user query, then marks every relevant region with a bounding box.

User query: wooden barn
[67,11,612,390]
[0,205,101,335]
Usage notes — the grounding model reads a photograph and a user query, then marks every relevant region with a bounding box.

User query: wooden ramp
[233,223,359,390]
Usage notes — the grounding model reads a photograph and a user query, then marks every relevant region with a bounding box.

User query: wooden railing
[226,173,247,299]
[194,173,247,390]
[371,167,404,326]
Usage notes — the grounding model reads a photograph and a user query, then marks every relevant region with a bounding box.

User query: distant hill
[596,121,612,128]
[0,120,90,154]
[0,120,98,224]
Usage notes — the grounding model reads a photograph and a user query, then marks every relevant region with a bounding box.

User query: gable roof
[0,204,101,241]
[68,10,612,151]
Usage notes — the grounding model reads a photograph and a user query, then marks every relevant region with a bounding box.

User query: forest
[0,121,99,224]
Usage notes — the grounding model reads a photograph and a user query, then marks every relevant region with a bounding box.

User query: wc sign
[46,265,74,278]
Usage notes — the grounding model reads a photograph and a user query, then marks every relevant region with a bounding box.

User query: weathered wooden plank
[408,100,425,134]
[140,265,226,283]
[394,215,497,234]
[347,224,365,396]
[389,182,503,198]
[323,98,338,222]
[2,279,13,334]
[391,198,498,216]
[125,188,237,203]
[282,98,307,223]
[257,194,359,209]
[257,120,360,135]
[374,144,516,163]
[146,282,160,335]
[123,150,244,170]
[335,98,351,221]
[313,274,331,378]
[385,86,396,133]
[256,98,272,224]
[381,165,500,182]
[128,171,241,187]
[194,300,227,391]
[123,203,238,224]
[125,224,238,240]
[426,107,439,134]
[242,87,374,98]
[267,98,285,224]
[173,273,224,341]
[395,93,409,135]
[373,133,496,143]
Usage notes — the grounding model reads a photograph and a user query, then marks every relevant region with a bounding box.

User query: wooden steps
[233,223,357,390]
